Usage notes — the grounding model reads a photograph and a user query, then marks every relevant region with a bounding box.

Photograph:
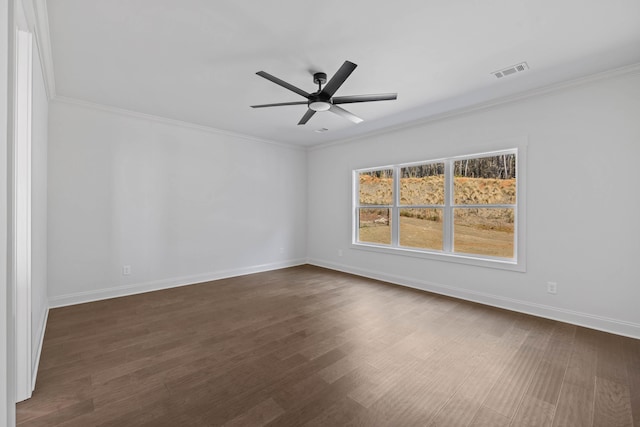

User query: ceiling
[45,0,640,146]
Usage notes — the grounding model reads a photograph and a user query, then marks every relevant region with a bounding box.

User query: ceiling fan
[251,60,397,125]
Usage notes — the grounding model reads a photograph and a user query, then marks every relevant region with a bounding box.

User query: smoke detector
[492,62,529,79]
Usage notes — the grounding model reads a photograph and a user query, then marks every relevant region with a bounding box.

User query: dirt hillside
[359,175,515,206]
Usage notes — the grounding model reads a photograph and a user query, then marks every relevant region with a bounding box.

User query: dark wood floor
[17,265,640,426]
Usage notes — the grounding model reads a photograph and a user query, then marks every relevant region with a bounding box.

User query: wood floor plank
[17,400,94,427]
[346,361,408,409]
[265,368,366,427]
[469,406,511,427]
[194,349,346,425]
[428,326,527,425]
[597,331,630,385]
[593,376,634,427]
[222,398,285,427]
[552,381,594,427]
[16,265,640,426]
[511,396,555,427]
[524,359,566,406]
[552,326,598,427]
[428,396,483,426]
[481,327,552,418]
[622,337,640,426]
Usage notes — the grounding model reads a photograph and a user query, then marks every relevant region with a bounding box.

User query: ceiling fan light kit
[251,60,397,126]
[309,101,331,112]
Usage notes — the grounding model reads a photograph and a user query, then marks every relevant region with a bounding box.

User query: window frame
[352,145,526,272]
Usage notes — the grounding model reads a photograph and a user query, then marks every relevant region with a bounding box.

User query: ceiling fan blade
[321,60,357,98]
[256,71,310,98]
[251,101,308,108]
[298,109,316,125]
[329,105,363,124]
[332,93,397,104]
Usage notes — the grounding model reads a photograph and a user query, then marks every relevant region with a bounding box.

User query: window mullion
[443,160,453,252]
[353,171,359,243]
[391,166,400,247]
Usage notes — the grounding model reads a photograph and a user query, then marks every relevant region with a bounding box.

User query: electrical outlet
[338,249,343,257]
[122,265,131,276]
[547,281,557,294]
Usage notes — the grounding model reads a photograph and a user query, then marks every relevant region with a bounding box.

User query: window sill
[350,242,526,272]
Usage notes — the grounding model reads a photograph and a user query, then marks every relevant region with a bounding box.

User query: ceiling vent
[492,62,529,79]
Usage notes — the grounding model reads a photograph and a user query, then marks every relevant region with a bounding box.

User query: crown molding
[309,62,640,152]
[22,0,56,99]
[52,95,306,151]
[32,0,56,99]
[54,60,640,154]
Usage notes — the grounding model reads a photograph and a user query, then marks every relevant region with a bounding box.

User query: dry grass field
[358,176,516,258]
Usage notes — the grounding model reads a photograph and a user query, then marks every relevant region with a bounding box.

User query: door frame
[13,0,33,402]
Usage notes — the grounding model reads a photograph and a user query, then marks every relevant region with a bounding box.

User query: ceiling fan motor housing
[313,72,327,85]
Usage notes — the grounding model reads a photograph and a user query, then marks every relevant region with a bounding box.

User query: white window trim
[352,143,527,272]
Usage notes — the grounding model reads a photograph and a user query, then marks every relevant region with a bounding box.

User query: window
[353,148,524,271]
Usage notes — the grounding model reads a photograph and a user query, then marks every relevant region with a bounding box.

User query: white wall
[47,101,307,306]
[308,70,640,338]
[30,43,47,379]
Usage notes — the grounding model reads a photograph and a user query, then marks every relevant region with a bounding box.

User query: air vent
[492,62,529,79]
[315,128,329,133]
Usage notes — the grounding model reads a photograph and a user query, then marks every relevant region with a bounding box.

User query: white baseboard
[308,258,640,340]
[49,259,307,308]
[32,306,48,391]
[48,257,640,339]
